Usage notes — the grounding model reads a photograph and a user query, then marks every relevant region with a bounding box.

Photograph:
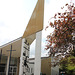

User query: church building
[0,0,59,75]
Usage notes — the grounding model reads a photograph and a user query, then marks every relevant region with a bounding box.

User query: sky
[0,0,75,58]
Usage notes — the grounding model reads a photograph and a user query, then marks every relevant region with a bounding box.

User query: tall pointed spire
[22,0,44,38]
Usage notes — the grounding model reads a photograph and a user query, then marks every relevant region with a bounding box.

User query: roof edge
[0,37,22,48]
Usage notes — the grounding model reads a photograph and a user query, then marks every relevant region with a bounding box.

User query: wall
[41,57,51,75]
[28,57,51,75]
[51,57,59,75]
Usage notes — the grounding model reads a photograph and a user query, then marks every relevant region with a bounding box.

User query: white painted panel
[19,38,30,75]
[34,31,42,75]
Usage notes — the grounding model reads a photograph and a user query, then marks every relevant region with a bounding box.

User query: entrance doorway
[9,65,17,75]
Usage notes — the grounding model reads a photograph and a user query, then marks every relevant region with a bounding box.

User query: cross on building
[7,45,16,75]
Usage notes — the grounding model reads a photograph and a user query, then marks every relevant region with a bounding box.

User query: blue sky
[0,0,75,57]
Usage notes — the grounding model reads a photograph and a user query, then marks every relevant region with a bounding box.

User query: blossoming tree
[45,2,75,66]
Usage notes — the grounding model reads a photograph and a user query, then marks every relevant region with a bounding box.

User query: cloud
[0,0,37,46]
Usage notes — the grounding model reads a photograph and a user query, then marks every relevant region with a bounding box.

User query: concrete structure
[0,0,45,75]
[0,0,59,75]
[19,0,44,75]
